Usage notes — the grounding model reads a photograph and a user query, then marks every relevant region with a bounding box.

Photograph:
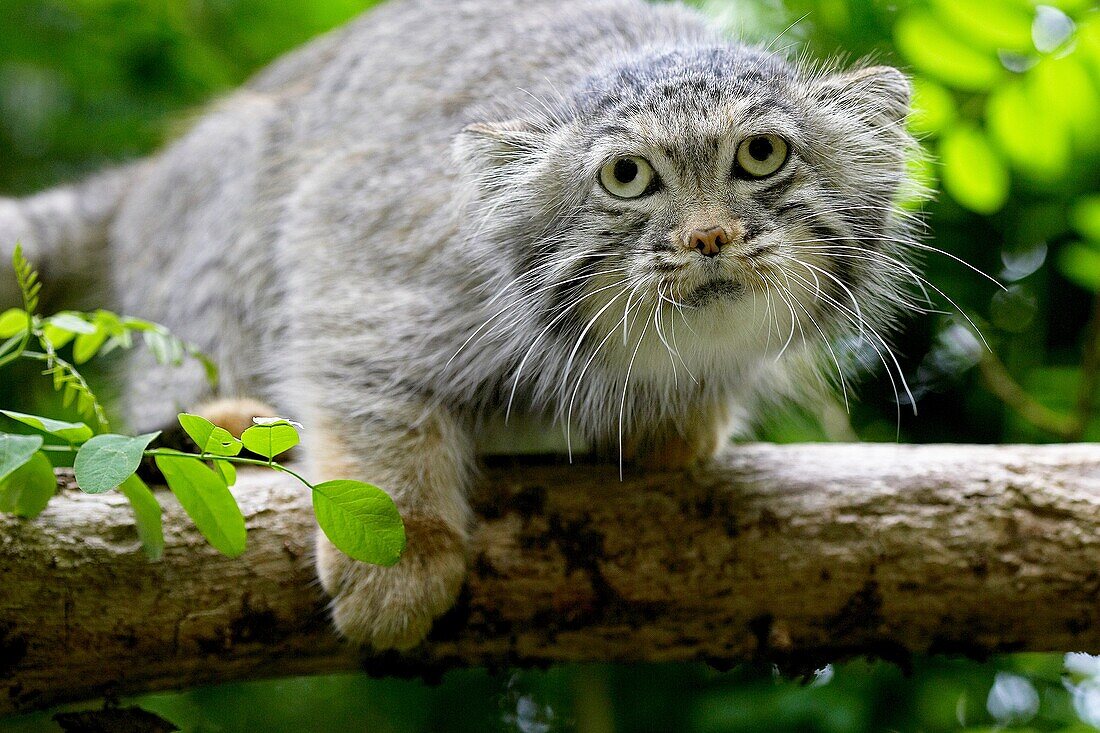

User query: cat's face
[458,45,918,385]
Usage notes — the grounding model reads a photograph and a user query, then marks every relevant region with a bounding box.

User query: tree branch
[3,443,1100,715]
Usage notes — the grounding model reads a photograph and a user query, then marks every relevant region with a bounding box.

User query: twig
[1070,292,1100,441]
[978,350,1076,439]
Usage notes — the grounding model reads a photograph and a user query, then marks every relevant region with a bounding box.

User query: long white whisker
[505,275,635,422]
[618,301,655,479]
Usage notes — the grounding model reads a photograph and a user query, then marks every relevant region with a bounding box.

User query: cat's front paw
[316,514,467,650]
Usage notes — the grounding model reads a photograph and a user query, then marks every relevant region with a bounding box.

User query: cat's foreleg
[308,391,474,650]
[623,402,732,470]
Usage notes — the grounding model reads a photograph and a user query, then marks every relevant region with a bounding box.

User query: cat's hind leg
[192,396,279,437]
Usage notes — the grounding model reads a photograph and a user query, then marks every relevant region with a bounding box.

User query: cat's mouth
[683,278,745,307]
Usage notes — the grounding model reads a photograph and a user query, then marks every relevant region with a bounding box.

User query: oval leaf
[46,312,96,334]
[0,308,29,338]
[0,451,57,518]
[939,125,1010,215]
[894,9,1003,91]
[0,433,44,482]
[0,410,93,443]
[241,421,299,460]
[313,480,405,566]
[177,413,242,456]
[1058,244,1100,292]
[40,323,76,349]
[155,452,246,557]
[73,327,109,364]
[74,432,160,494]
[119,474,164,561]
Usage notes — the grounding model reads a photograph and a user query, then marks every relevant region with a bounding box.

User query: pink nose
[684,226,728,257]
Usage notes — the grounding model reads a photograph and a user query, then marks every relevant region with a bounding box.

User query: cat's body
[1,0,919,648]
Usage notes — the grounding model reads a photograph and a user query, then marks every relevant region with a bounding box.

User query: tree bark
[2,443,1100,715]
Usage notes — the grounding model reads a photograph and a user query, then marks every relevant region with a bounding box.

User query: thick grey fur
[0,0,921,648]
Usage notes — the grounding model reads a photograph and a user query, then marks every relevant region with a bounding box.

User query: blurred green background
[1,0,1099,730]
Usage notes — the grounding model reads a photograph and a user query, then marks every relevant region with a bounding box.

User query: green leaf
[312,480,405,566]
[196,352,219,387]
[1032,56,1100,151]
[0,333,24,361]
[987,82,1071,184]
[1058,243,1100,292]
[98,332,132,357]
[12,244,40,314]
[155,451,246,557]
[0,451,57,518]
[39,323,76,350]
[939,125,1010,215]
[0,309,29,338]
[908,77,956,137]
[91,309,125,335]
[119,474,164,561]
[1071,196,1100,242]
[0,433,44,482]
[894,9,1003,91]
[73,432,160,494]
[120,317,159,333]
[177,413,242,456]
[0,410,93,442]
[142,330,185,366]
[73,326,109,364]
[213,459,237,486]
[241,420,299,459]
[46,312,96,335]
[928,0,1034,53]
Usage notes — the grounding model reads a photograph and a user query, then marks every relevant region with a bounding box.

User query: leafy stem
[0,245,405,566]
[22,347,109,431]
[38,444,313,487]
[0,246,36,370]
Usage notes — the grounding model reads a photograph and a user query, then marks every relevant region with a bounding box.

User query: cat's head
[455,44,923,408]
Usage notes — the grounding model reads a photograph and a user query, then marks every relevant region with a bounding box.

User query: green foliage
[939,125,1010,215]
[154,450,248,557]
[240,419,300,459]
[0,245,219,429]
[1,409,93,442]
[118,474,164,561]
[0,449,55,517]
[178,412,242,455]
[894,9,1004,91]
[314,479,406,565]
[74,431,160,494]
[11,243,39,314]
[0,433,42,481]
[0,250,405,566]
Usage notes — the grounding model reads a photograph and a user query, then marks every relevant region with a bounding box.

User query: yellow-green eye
[735,134,789,178]
[599,156,656,198]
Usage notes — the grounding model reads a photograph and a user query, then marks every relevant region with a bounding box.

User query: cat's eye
[599,156,657,198]
[735,134,789,178]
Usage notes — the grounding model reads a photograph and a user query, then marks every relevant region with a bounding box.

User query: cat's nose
[684,226,728,258]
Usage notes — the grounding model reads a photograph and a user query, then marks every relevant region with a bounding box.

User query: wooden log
[2,443,1099,714]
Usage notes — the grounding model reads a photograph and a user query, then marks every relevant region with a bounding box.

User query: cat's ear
[812,65,911,125]
[454,118,545,169]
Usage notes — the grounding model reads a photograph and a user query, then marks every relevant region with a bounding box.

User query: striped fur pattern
[0,0,923,648]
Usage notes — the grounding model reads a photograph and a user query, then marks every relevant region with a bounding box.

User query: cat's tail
[0,163,145,307]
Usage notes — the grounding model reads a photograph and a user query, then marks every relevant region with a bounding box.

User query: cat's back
[255,0,716,144]
[109,0,717,389]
